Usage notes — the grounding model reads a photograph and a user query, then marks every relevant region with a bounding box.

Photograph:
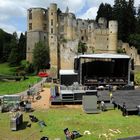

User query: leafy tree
[2,43,11,62]
[96,3,113,25]
[128,34,140,49]
[0,29,12,62]
[78,41,87,54]
[18,60,34,75]
[18,33,26,61]
[33,41,49,72]
[112,0,136,41]
[117,48,126,53]
[8,32,20,66]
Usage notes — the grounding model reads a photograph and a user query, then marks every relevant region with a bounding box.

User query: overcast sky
[0,0,139,36]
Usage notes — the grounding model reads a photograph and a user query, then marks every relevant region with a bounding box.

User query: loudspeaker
[130,71,134,82]
[74,58,80,71]
[131,59,134,70]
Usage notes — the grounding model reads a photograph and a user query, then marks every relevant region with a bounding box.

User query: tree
[33,41,49,72]
[112,0,136,41]
[8,32,20,66]
[0,29,13,62]
[128,34,140,49]
[18,33,26,61]
[96,3,113,25]
[78,41,87,54]
[136,5,140,34]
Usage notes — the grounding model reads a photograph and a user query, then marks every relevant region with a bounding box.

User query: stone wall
[122,43,140,71]
[27,4,140,74]
[60,40,78,69]
[26,31,48,62]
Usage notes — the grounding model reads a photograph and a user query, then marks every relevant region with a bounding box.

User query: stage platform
[51,90,97,105]
[51,88,140,114]
[51,96,82,105]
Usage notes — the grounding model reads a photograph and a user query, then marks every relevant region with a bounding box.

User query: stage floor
[51,88,140,112]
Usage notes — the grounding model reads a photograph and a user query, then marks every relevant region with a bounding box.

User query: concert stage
[74,54,133,86]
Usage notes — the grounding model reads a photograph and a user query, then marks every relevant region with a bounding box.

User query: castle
[26,3,140,74]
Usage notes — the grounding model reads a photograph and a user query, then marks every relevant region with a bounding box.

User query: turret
[27,8,47,31]
[108,20,118,53]
[49,3,57,35]
[48,3,58,74]
[26,8,48,62]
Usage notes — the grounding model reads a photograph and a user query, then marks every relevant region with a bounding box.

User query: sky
[0,0,139,36]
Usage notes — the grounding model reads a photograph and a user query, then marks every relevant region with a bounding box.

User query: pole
[128,59,131,85]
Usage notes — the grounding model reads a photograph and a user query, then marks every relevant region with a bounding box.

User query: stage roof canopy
[76,53,130,59]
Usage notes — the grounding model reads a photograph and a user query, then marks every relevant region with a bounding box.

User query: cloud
[135,0,140,7]
[0,1,26,17]
[79,7,98,19]
[0,0,139,34]
[62,0,85,13]
[86,0,114,7]
[0,23,17,33]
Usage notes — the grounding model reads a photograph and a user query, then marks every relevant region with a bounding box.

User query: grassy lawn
[0,109,140,140]
[0,76,41,95]
[135,71,140,85]
[0,63,41,95]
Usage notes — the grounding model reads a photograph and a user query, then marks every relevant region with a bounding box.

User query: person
[101,100,106,111]
[109,85,113,92]
[109,85,113,103]
[109,92,113,100]
[122,102,127,116]
[137,105,140,116]
[64,128,74,140]
[111,97,116,109]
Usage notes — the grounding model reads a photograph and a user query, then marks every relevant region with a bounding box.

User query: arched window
[81,36,84,40]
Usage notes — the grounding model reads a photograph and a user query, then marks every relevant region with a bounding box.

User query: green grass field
[0,109,140,140]
[135,72,140,85]
[0,76,41,95]
[0,63,41,95]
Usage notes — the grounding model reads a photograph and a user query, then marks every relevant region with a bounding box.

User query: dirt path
[31,87,81,110]
[32,88,51,109]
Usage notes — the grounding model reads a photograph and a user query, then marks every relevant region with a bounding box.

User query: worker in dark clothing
[122,102,127,116]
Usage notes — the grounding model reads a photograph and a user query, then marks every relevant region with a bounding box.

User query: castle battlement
[26,3,118,74]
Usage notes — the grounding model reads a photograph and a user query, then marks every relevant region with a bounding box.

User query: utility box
[10,113,23,131]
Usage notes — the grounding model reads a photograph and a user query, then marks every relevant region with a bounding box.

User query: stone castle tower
[48,4,58,68]
[108,20,118,53]
[26,3,118,75]
[26,8,48,62]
